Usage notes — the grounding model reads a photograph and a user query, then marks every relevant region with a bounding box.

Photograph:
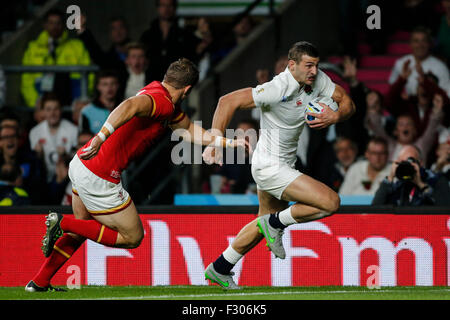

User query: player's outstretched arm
[211,87,256,134]
[307,84,356,130]
[203,87,256,165]
[170,115,252,152]
[79,95,153,159]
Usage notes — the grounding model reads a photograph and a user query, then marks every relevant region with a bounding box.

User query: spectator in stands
[218,119,258,194]
[70,97,90,126]
[337,55,375,154]
[213,14,255,64]
[340,136,391,195]
[0,107,30,150]
[366,94,445,165]
[79,70,120,134]
[324,136,358,192]
[77,14,130,69]
[194,17,215,81]
[388,26,450,97]
[386,58,450,136]
[0,66,5,108]
[0,122,46,204]
[431,140,450,179]
[436,0,450,66]
[255,55,288,86]
[372,144,450,206]
[363,89,396,138]
[253,55,288,121]
[29,92,78,183]
[77,14,133,98]
[140,0,199,81]
[0,163,30,206]
[123,42,150,99]
[21,9,92,107]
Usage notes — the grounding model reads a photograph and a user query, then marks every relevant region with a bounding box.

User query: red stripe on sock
[33,234,82,288]
[60,216,118,246]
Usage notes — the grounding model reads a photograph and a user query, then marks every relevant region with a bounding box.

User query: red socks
[60,216,118,246]
[33,234,82,287]
[32,217,119,288]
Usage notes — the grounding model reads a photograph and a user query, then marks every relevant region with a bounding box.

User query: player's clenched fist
[79,135,103,160]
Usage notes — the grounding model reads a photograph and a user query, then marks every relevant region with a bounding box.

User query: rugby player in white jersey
[203,41,356,289]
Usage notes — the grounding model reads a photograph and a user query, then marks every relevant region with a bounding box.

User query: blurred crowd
[0,0,259,206]
[0,0,449,206]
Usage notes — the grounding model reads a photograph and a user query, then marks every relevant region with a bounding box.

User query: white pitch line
[90,288,450,300]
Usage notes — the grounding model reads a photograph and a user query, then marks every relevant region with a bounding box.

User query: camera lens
[395,161,416,180]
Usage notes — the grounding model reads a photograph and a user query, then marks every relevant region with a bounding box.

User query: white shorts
[251,150,302,200]
[68,155,131,215]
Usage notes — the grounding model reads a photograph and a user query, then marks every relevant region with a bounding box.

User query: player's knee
[121,230,144,249]
[129,232,144,249]
[325,192,340,213]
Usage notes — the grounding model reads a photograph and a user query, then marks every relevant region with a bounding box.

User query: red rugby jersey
[77,81,186,183]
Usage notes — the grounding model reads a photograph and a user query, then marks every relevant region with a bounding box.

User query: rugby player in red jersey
[25,58,249,292]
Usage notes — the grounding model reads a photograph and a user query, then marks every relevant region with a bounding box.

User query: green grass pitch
[1,285,450,300]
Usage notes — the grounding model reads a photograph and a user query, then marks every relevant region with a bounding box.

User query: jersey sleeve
[169,105,186,125]
[137,90,175,121]
[251,79,284,108]
[315,69,335,98]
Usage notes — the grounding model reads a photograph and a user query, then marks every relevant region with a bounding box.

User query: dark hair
[367,136,388,150]
[109,16,129,29]
[333,136,358,152]
[41,92,62,108]
[411,26,433,43]
[44,8,64,22]
[0,108,21,126]
[367,89,384,106]
[0,163,21,183]
[95,69,119,85]
[126,42,147,56]
[163,58,199,89]
[288,41,319,63]
[156,0,178,7]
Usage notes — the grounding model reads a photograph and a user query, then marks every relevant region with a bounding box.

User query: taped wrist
[214,136,234,148]
[97,122,115,142]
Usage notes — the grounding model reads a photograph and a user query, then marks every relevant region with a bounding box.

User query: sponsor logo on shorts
[110,170,120,179]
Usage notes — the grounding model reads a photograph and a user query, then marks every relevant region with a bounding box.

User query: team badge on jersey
[296,100,302,106]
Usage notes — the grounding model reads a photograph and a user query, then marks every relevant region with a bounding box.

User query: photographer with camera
[372,145,450,206]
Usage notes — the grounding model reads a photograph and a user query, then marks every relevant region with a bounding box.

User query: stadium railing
[2,64,99,100]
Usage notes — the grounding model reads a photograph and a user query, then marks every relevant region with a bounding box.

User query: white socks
[222,245,243,265]
[279,206,331,225]
[278,206,297,227]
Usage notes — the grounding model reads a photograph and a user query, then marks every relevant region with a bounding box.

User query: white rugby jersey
[251,67,335,166]
[29,119,78,182]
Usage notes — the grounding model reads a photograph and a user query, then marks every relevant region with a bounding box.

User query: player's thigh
[71,193,91,220]
[281,174,340,212]
[92,201,143,241]
[257,189,289,216]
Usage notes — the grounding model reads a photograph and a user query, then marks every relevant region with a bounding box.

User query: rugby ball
[305,97,338,121]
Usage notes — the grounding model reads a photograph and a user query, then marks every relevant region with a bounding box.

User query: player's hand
[233,138,253,156]
[202,145,223,166]
[79,135,103,160]
[306,103,339,129]
[400,60,412,80]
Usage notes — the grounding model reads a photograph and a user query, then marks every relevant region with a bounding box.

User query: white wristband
[104,122,115,134]
[97,132,106,142]
[214,136,234,148]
